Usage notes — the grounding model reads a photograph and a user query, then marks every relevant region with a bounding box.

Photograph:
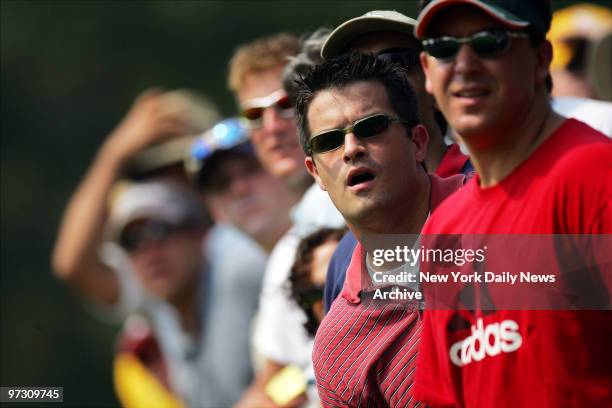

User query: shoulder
[331,232,358,264]
[327,232,356,283]
[430,173,465,210]
[543,119,611,188]
[424,177,474,233]
[207,223,267,278]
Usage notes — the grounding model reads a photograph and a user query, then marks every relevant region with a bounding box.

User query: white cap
[108,180,206,240]
[321,10,417,60]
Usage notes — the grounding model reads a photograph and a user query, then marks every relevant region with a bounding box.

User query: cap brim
[322,16,417,60]
[415,0,529,38]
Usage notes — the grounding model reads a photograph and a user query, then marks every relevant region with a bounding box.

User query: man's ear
[411,124,429,164]
[304,156,327,191]
[420,51,434,95]
[535,40,553,87]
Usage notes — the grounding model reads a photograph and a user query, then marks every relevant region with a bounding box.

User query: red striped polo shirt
[312,174,464,407]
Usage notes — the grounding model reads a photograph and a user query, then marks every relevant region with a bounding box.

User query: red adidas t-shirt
[415,119,612,407]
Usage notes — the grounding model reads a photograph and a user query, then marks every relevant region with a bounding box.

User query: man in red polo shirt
[414,1,612,407]
[318,10,475,314]
[293,52,463,406]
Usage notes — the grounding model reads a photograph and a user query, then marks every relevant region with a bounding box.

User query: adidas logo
[449,318,522,367]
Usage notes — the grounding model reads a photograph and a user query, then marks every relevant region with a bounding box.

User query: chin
[266,159,295,178]
[243,220,271,238]
[452,117,491,138]
[341,202,379,226]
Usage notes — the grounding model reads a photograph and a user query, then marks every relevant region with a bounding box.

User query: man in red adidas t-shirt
[293,53,463,406]
[415,1,612,407]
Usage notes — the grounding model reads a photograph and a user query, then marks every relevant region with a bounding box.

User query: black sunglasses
[119,220,180,252]
[308,114,408,155]
[422,29,529,60]
[376,47,421,70]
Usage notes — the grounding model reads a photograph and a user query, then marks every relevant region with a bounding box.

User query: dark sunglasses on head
[422,29,529,60]
[119,220,179,252]
[308,113,409,155]
[376,47,420,70]
[240,89,294,129]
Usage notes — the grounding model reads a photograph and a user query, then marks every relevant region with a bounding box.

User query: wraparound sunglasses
[308,113,411,154]
[240,89,293,129]
[422,29,529,60]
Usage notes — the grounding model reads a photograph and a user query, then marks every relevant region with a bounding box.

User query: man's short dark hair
[294,52,420,155]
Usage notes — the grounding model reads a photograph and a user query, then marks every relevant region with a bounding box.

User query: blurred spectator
[287,227,345,405]
[229,33,309,195]
[549,3,612,100]
[52,90,268,407]
[53,89,217,307]
[124,90,222,182]
[288,227,345,336]
[188,118,294,252]
[228,32,345,408]
[106,180,207,407]
[547,4,612,137]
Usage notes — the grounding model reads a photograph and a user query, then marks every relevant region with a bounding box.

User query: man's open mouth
[347,168,376,187]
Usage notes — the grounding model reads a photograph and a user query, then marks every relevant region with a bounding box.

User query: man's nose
[453,43,484,75]
[343,132,367,163]
[261,107,290,136]
[134,237,164,256]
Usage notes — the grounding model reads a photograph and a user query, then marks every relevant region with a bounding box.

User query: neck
[460,95,564,187]
[352,173,431,239]
[171,284,200,335]
[285,172,313,200]
[256,222,291,252]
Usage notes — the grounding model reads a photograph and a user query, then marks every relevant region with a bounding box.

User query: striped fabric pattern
[313,296,422,407]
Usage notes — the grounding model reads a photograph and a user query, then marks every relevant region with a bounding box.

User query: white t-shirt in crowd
[553,97,612,137]
[253,183,345,367]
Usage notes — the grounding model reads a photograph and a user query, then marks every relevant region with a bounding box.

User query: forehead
[307,81,394,132]
[237,67,284,104]
[427,5,507,37]
[347,31,421,53]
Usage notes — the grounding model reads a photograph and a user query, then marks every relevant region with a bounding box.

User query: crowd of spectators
[52,1,611,407]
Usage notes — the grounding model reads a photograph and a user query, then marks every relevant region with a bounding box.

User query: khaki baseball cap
[321,10,417,60]
[126,90,221,178]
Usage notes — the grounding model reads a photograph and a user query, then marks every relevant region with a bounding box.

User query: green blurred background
[1,1,608,407]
